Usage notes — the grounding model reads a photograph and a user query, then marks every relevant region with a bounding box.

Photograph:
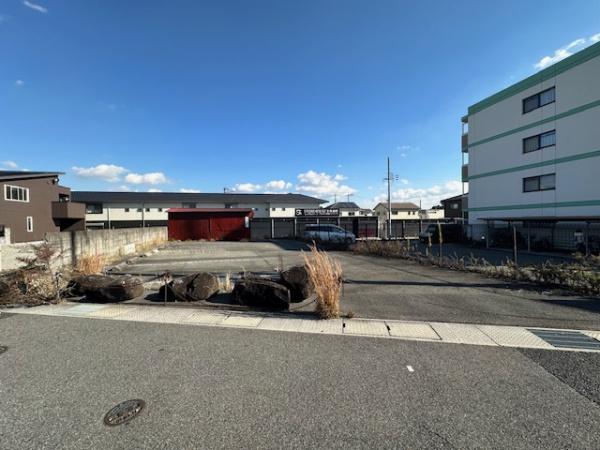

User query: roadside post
[513,226,518,267]
[163,271,172,306]
[437,222,443,263]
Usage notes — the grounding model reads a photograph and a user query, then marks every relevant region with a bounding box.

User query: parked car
[303,224,356,244]
[419,223,464,244]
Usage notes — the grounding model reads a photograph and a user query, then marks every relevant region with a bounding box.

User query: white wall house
[421,208,445,220]
[71,192,326,228]
[463,41,600,249]
[373,202,421,221]
[326,202,374,217]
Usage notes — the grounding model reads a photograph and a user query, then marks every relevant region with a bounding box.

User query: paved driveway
[118,241,600,329]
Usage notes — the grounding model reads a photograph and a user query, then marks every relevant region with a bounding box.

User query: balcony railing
[461,133,468,153]
[52,201,86,219]
[461,164,469,182]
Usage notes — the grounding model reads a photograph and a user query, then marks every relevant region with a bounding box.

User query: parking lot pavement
[119,240,309,276]
[1,313,599,449]
[116,240,600,330]
[338,252,600,329]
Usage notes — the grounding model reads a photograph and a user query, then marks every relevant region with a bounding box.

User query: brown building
[440,194,468,220]
[0,171,85,243]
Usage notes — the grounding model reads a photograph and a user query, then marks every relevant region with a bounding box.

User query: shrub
[75,254,106,275]
[302,244,343,319]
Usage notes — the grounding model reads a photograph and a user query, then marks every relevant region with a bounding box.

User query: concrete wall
[0,226,167,271]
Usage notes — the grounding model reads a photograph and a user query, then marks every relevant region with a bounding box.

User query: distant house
[327,202,374,217]
[421,206,445,220]
[440,194,468,220]
[0,171,85,243]
[71,191,327,229]
[373,202,420,220]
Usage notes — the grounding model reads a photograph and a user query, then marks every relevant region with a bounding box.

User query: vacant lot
[119,241,600,329]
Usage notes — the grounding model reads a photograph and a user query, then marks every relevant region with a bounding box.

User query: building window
[145,208,150,212]
[523,130,556,153]
[272,208,276,211]
[281,208,286,211]
[523,173,556,192]
[392,211,398,215]
[124,208,130,212]
[26,216,33,233]
[348,212,355,216]
[86,203,103,214]
[158,208,163,212]
[451,203,459,210]
[523,87,555,114]
[4,184,29,202]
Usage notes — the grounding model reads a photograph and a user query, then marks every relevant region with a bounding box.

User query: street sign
[295,208,339,217]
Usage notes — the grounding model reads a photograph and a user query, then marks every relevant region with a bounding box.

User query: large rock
[232,278,290,310]
[158,272,219,302]
[280,265,313,302]
[0,280,10,303]
[70,274,144,302]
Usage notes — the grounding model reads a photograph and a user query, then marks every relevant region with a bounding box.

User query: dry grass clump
[219,272,234,293]
[74,254,106,275]
[302,244,343,319]
[352,240,412,258]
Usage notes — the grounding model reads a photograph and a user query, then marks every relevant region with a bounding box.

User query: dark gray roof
[327,202,361,210]
[375,202,420,210]
[440,194,467,203]
[71,191,327,205]
[0,170,64,181]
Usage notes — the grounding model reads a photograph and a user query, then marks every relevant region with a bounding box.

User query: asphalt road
[1,313,600,449]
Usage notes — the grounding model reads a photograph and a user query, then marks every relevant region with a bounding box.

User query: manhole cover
[0,345,7,355]
[103,399,145,426]
[528,329,600,350]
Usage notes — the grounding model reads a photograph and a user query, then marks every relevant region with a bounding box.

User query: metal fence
[250,217,379,240]
[468,221,600,253]
[381,219,455,240]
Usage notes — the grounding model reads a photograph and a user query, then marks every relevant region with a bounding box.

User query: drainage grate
[103,399,145,426]
[528,329,600,350]
[0,345,6,355]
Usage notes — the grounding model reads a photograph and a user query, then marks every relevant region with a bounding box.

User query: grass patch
[74,254,106,275]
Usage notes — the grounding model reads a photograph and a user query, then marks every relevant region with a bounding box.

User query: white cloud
[264,180,292,191]
[124,172,168,185]
[147,188,162,193]
[591,33,600,43]
[117,185,131,192]
[23,1,47,13]
[231,179,293,193]
[232,182,262,193]
[373,180,462,209]
[1,160,19,169]
[72,164,128,182]
[179,188,200,193]
[400,178,409,185]
[15,80,24,87]
[535,38,586,69]
[296,170,356,198]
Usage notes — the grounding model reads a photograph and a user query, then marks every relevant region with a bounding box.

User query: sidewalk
[6,302,600,352]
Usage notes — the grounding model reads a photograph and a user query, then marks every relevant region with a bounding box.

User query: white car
[302,224,356,244]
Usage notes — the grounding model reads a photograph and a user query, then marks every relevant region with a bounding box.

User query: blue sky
[1,0,599,207]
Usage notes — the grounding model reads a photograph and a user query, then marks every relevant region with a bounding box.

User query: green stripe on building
[468,99,600,149]
[468,41,600,115]
[468,149,600,180]
[468,199,600,213]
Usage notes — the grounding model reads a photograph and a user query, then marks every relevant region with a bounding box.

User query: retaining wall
[0,227,168,271]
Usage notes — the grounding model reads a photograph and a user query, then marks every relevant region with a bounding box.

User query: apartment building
[463,41,600,250]
[326,202,374,217]
[71,191,326,228]
[0,171,85,243]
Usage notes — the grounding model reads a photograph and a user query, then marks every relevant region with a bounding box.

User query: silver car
[302,224,356,244]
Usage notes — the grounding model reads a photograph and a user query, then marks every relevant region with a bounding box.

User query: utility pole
[387,158,392,239]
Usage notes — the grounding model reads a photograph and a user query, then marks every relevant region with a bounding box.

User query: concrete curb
[7,302,600,352]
